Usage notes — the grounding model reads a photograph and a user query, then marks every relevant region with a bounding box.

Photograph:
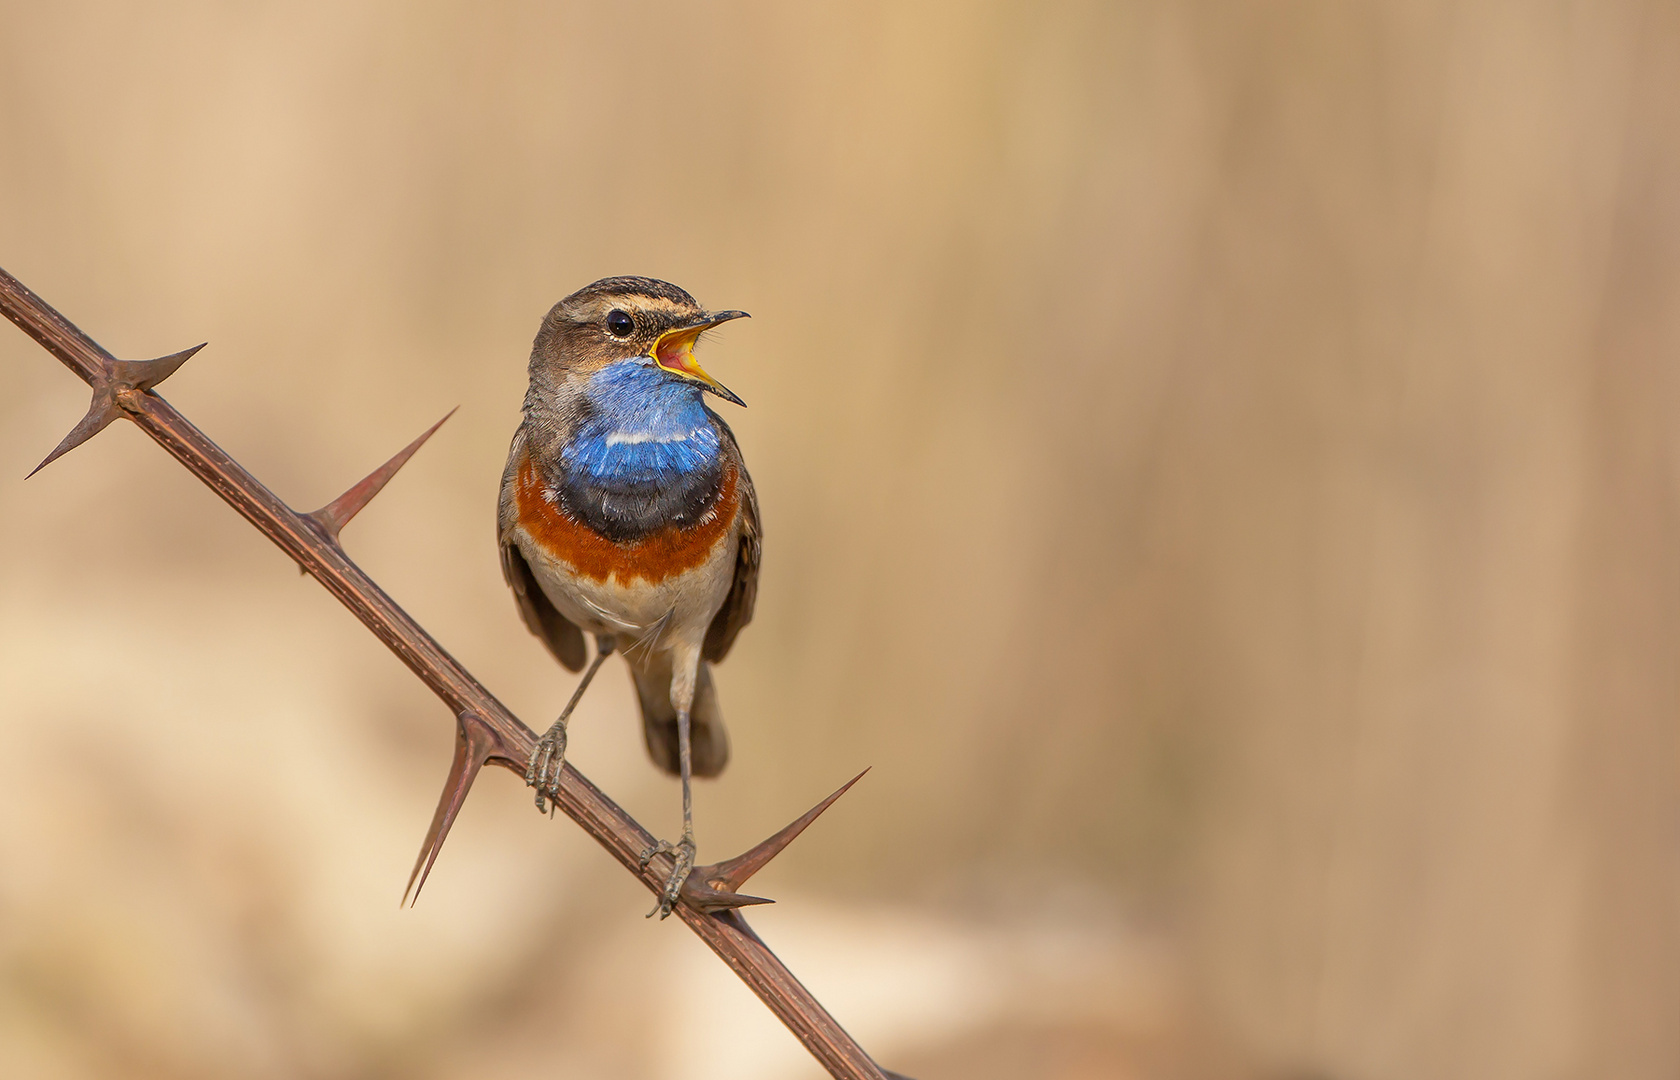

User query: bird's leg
[642,702,697,918]
[642,651,700,918]
[526,635,614,815]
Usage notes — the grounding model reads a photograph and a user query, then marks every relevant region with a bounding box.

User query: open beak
[652,310,749,406]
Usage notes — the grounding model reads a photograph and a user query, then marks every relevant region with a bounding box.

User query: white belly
[514,525,738,652]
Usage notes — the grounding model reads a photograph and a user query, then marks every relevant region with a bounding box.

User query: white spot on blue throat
[563,357,719,483]
[605,430,687,446]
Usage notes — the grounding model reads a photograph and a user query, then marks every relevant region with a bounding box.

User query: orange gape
[515,452,739,585]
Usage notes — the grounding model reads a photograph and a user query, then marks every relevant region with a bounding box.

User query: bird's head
[532,276,748,407]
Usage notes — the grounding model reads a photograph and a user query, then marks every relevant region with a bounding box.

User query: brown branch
[0,265,903,1080]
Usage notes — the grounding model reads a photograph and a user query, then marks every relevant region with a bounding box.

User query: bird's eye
[606,309,635,338]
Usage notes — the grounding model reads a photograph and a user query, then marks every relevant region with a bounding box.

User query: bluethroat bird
[499,277,760,918]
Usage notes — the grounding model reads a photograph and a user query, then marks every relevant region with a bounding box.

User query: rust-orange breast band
[515,453,739,585]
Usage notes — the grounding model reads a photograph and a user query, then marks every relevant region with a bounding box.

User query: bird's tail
[630,659,730,777]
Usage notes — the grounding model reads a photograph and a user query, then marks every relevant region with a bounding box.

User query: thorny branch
[0,265,907,1080]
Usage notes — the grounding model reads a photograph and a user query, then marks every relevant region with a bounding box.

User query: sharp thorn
[27,342,209,478]
[681,768,869,911]
[308,407,457,544]
[108,341,205,392]
[404,708,505,906]
[25,389,121,479]
[708,768,869,892]
[688,889,777,913]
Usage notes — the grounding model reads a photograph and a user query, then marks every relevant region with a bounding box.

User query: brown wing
[499,427,586,672]
[703,419,761,663]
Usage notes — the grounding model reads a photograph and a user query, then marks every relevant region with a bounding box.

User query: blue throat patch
[562,357,720,485]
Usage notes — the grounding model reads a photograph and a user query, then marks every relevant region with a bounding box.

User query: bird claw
[524,722,568,815]
[637,837,674,869]
[641,834,696,919]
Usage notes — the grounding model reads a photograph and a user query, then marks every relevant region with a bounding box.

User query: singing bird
[498,277,759,917]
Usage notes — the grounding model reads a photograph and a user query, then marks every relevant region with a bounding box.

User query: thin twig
[0,265,898,1080]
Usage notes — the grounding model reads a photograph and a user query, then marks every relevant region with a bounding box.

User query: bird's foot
[639,834,696,919]
[523,722,568,816]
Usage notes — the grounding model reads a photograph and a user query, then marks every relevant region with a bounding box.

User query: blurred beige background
[2,2,1678,1078]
